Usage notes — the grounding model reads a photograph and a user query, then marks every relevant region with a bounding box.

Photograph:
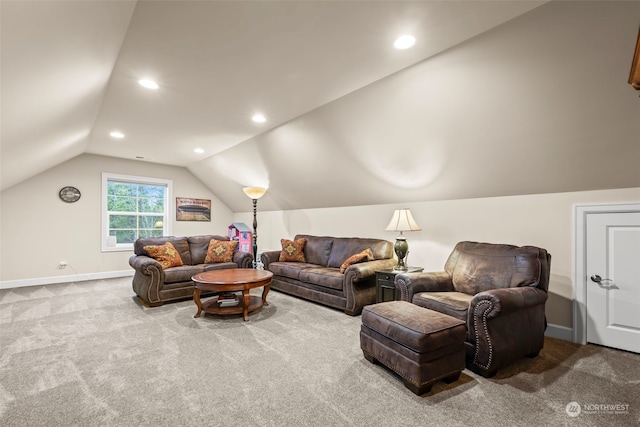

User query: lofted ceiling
[2,1,639,213]
[1,1,546,200]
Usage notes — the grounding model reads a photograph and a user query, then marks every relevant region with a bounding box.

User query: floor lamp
[243,187,267,268]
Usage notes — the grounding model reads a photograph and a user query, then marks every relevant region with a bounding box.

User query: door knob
[590,275,618,289]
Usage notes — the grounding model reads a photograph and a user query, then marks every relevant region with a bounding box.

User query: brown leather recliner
[395,241,551,377]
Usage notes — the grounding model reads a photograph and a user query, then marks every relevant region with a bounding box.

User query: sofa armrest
[260,250,281,270]
[394,271,453,302]
[233,251,254,268]
[129,255,165,306]
[129,255,163,276]
[470,287,548,319]
[342,258,396,315]
[343,258,397,282]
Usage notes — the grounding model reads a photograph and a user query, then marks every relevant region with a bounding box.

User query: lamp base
[393,237,409,272]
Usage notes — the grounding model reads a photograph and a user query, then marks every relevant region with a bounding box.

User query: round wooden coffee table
[192,269,273,321]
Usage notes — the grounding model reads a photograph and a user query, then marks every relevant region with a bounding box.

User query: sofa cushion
[269,262,319,281]
[295,235,333,266]
[412,292,472,322]
[136,236,191,265]
[188,234,230,264]
[163,264,204,284]
[143,242,184,269]
[327,238,392,268]
[280,238,307,262]
[204,239,238,263]
[445,242,542,295]
[339,248,374,273]
[299,267,344,291]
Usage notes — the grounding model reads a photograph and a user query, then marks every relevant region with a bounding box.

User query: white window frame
[101,172,173,252]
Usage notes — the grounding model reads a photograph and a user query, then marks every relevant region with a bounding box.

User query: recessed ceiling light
[138,78,159,90]
[252,114,266,123]
[110,131,125,139]
[194,148,205,154]
[394,35,416,50]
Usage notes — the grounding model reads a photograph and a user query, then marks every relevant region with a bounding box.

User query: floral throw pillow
[204,239,238,263]
[144,242,184,269]
[339,248,374,273]
[279,238,306,262]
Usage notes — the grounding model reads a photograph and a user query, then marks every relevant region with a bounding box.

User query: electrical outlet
[58,262,67,269]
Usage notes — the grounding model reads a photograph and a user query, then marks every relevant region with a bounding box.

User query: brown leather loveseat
[395,241,551,377]
[129,234,253,306]
[261,234,396,315]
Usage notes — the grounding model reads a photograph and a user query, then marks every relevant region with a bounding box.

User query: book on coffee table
[218,298,239,307]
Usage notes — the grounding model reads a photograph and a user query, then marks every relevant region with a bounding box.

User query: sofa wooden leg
[363,351,377,364]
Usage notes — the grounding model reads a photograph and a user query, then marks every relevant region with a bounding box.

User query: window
[102,173,173,252]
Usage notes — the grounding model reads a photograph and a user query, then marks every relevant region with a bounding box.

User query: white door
[586,211,640,353]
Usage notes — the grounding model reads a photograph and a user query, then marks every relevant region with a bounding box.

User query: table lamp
[385,208,421,271]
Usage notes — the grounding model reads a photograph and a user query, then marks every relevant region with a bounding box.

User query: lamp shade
[385,209,422,232]
[243,187,267,200]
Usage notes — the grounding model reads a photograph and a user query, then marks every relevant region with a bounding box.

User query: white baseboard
[545,323,574,342]
[0,270,134,290]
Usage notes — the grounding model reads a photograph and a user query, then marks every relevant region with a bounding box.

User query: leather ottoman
[360,300,466,395]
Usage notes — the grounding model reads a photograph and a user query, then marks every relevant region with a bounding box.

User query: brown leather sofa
[129,234,253,306]
[261,234,396,315]
[395,241,551,377]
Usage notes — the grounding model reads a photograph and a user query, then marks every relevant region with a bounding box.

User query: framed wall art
[176,197,211,221]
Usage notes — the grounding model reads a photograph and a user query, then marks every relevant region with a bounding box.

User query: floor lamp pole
[251,198,259,268]
[243,186,267,269]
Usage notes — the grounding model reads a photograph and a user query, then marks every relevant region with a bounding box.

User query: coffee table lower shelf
[197,295,264,319]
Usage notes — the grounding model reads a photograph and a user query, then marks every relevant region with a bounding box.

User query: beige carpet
[0,277,638,426]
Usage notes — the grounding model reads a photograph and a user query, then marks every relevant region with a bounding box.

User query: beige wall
[234,187,640,330]
[1,153,638,332]
[0,154,233,283]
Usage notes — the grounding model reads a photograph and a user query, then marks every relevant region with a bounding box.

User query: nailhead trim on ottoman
[360,300,466,395]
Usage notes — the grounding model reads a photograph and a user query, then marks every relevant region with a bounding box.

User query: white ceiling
[1,1,545,192]
[2,1,639,213]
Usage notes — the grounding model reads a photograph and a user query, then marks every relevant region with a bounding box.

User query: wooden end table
[375,267,424,303]
[192,269,273,321]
